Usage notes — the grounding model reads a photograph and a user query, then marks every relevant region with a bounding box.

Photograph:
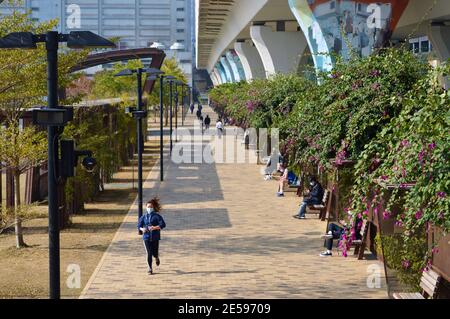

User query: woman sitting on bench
[293,175,324,219]
[320,216,363,257]
[276,161,288,197]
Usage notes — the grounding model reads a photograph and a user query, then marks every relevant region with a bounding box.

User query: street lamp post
[159,75,164,181]
[174,82,178,142]
[115,67,164,229]
[0,30,115,299]
[181,83,185,126]
[164,76,176,154]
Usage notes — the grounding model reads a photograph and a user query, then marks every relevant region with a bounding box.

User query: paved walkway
[80,106,387,299]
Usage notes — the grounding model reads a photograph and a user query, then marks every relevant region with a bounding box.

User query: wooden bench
[393,268,441,299]
[306,189,330,220]
[352,218,369,260]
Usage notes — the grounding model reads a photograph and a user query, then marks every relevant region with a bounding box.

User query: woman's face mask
[147,207,153,213]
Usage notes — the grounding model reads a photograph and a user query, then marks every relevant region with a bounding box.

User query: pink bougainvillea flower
[401,260,411,269]
[432,247,439,254]
[418,149,426,164]
[428,142,436,151]
[371,82,381,90]
[380,175,388,180]
[400,140,409,147]
[382,211,391,220]
[370,69,381,77]
[415,210,423,220]
[437,192,446,198]
[395,220,403,227]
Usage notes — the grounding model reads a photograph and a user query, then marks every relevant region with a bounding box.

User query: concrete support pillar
[429,24,450,89]
[225,50,246,82]
[220,57,235,82]
[215,63,228,84]
[211,68,222,86]
[210,72,219,86]
[250,25,307,77]
[428,24,450,62]
[234,41,266,81]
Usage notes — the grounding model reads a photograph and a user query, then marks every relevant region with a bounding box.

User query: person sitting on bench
[277,161,288,197]
[264,148,281,180]
[293,175,324,219]
[320,216,363,257]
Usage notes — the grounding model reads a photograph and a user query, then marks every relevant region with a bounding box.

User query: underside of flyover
[196,0,450,85]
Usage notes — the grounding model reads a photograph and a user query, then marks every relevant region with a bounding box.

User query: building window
[177,29,185,33]
[409,36,432,54]
[176,8,185,12]
[177,18,184,22]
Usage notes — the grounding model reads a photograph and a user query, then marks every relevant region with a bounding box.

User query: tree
[0,126,47,246]
[0,0,89,247]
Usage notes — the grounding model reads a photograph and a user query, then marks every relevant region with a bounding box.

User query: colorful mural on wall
[288,0,410,72]
[226,50,246,82]
[215,63,228,84]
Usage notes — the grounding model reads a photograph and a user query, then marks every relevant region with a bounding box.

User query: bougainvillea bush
[285,48,430,170]
[347,64,449,283]
[209,74,312,131]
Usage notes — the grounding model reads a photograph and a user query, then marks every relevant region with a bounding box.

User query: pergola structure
[71,47,166,93]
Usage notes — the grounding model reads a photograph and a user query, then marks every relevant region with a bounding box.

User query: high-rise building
[0,0,194,84]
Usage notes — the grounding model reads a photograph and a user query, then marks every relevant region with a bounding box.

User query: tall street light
[145,73,166,182]
[180,83,186,127]
[174,80,186,141]
[164,75,176,154]
[0,31,115,299]
[115,67,164,231]
[159,74,165,181]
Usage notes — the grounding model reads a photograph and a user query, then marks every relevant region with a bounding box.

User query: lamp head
[115,69,134,77]
[0,32,37,49]
[67,31,116,49]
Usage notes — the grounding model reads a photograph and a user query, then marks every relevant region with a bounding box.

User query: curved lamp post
[115,67,164,233]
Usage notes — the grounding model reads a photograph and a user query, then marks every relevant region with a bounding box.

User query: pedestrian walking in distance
[204,115,211,131]
[138,197,166,275]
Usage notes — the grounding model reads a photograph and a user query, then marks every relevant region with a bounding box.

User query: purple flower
[395,220,403,227]
[418,149,426,164]
[246,100,256,112]
[371,82,381,90]
[331,72,341,79]
[437,192,446,198]
[380,175,388,180]
[402,260,411,269]
[382,211,391,220]
[428,142,436,151]
[400,140,409,147]
[415,210,423,220]
[370,69,381,77]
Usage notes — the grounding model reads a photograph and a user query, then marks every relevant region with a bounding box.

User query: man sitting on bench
[293,175,324,219]
[320,216,363,257]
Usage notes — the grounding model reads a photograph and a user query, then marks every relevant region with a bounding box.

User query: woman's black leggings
[143,239,159,269]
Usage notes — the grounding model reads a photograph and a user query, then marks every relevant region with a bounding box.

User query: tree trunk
[14,171,26,248]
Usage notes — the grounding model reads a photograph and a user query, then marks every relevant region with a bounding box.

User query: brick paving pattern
[80,106,388,299]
